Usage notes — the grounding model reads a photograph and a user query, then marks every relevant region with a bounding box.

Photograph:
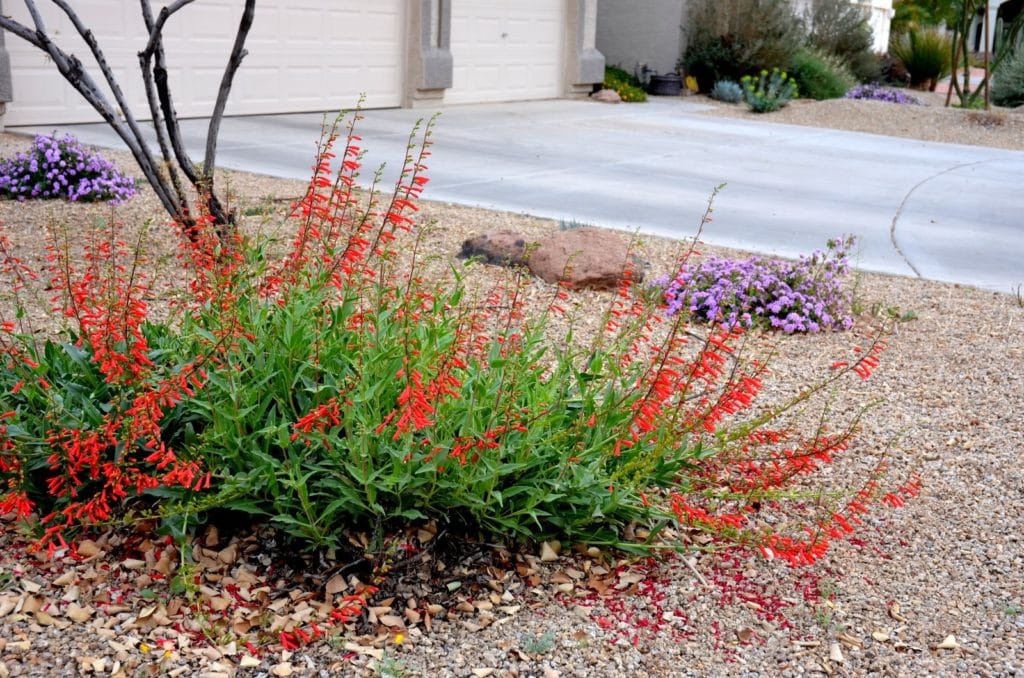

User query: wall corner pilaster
[406,0,453,107]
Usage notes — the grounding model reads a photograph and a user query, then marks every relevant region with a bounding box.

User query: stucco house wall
[596,0,687,77]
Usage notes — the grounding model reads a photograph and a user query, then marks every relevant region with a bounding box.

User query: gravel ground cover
[694,91,1024,151]
[0,96,1022,677]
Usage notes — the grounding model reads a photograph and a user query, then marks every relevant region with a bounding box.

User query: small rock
[460,231,531,266]
[591,88,622,103]
[239,655,261,669]
[270,662,294,677]
[829,641,844,663]
[540,541,560,562]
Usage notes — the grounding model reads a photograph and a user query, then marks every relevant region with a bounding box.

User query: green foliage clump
[603,65,648,102]
[742,68,799,112]
[804,0,880,82]
[681,0,805,92]
[890,27,952,91]
[710,80,744,103]
[789,47,856,100]
[993,47,1024,108]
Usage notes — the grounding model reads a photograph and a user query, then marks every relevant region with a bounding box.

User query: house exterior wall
[567,0,606,94]
[596,0,688,77]
[862,0,895,52]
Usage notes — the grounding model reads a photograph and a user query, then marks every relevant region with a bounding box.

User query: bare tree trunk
[0,0,256,242]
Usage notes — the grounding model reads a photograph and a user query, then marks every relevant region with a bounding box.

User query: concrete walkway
[13,98,1024,293]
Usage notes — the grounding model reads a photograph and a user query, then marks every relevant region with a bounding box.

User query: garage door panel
[447,0,565,105]
[231,68,282,107]
[4,0,404,126]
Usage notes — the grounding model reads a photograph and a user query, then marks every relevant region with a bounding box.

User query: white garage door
[446,0,565,105]
[3,1,405,126]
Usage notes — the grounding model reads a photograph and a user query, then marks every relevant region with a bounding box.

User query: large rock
[528,227,644,291]
[460,230,531,266]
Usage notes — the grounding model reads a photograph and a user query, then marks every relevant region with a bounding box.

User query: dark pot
[647,74,683,96]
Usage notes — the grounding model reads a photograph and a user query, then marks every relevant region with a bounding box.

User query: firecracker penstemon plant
[0,110,919,570]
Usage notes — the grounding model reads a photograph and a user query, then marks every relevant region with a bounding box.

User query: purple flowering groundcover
[657,237,856,334]
[0,133,136,205]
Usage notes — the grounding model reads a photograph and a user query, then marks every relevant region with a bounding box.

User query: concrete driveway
[14,98,1024,293]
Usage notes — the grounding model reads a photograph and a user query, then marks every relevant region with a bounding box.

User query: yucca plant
[890,27,952,91]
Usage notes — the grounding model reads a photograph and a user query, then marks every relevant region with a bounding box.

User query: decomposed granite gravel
[0,95,1022,677]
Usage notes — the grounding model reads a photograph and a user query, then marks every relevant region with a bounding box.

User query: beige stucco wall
[596,0,688,77]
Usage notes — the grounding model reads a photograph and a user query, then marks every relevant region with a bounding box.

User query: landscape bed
[0,100,1021,677]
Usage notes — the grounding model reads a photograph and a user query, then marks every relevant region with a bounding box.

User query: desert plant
[741,68,800,112]
[0,113,913,574]
[710,80,745,103]
[681,0,805,91]
[657,237,856,333]
[0,133,136,204]
[992,48,1024,108]
[875,52,913,87]
[890,27,952,90]
[804,0,880,82]
[845,83,923,104]
[789,47,857,100]
[604,65,648,102]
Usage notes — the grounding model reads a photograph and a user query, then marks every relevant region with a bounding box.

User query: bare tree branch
[139,0,194,62]
[0,16,46,51]
[203,0,254,184]
[139,0,190,217]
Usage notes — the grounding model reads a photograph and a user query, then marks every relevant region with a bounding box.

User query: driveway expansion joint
[888,159,988,280]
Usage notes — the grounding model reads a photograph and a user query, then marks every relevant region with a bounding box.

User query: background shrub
[682,0,805,91]
[603,65,648,102]
[741,68,799,112]
[710,80,744,103]
[789,47,857,100]
[992,48,1024,108]
[804,0,881,82]
[890,27,952,90]
[875,52,913,87]
[0,133,136,204]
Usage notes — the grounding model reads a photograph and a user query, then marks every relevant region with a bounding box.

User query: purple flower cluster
[657,237,856,333]
[0,133,136,204]
[845,84,922,105]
